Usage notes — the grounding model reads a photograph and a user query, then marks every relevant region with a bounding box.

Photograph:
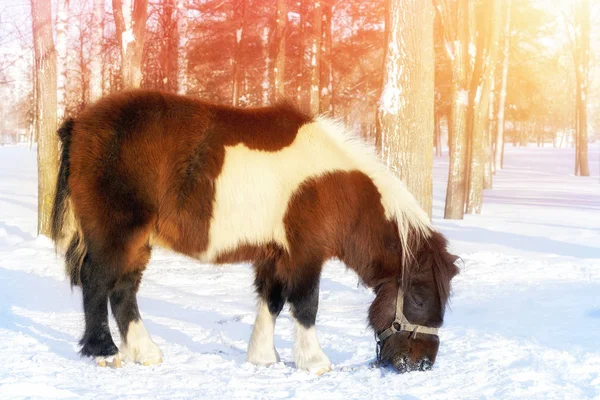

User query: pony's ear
[447,254,460,279]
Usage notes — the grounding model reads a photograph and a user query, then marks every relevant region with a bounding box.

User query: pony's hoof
[96,354,122,368]
[246,348,281,366]
[311,365,332,376]
[295,353,332,375]
[142,357,163,366]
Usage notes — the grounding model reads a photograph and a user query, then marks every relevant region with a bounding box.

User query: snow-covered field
[0,143,598,399]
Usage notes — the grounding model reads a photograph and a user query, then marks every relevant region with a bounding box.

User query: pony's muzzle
[378,332,440,373]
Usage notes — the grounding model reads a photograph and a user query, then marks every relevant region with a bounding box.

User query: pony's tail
[50,118,86,287]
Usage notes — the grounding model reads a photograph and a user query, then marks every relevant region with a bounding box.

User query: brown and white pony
[51,90,458,374]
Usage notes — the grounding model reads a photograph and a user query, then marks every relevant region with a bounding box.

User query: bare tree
[89,0,105,101]
[377,0,435,217]
[494,0,511,171]
[465,0,502,214]
[273,0,286,99]
[113,0,149,88]
[309,1,322,115]
[296,0,306,108]
[573,0,590,176]
[319,0,333,114]
[232,0,247,106]
[31,0,58,236]
[177,0,188,94]
[436,0,470,219]
[55,0,69,121]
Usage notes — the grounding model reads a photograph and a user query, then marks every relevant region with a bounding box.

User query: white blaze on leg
[120,319,163,365]
[293,321,332,375]
[247,299,280,365]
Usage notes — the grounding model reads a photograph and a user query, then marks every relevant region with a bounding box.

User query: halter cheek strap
[376,288,439,345]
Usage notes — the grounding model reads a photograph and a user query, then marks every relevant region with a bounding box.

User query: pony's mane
[314,117,432,270]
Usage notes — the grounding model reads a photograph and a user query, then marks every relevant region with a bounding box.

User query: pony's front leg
[289,280,332,375]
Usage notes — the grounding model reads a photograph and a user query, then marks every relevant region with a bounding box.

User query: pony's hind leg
[288,275,331,375]
[79,252,121,367]
[109,244,162,366]
[247,258,285,366]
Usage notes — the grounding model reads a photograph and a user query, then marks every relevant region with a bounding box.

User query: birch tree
[436,0,470,219]
[89,0,105,101]
[309,1,322,115]
[113,0,149,88]
[571,0,590,176]
[377,0,435,217]
[31,0,58,236]
[319,0,333,114]
[494,0,511,171]
[55,0,69,121]
[177,0,188,94]
[296,0,306,108]
[272,0,286,99]
[232,0,247,106]
[465,0,502,214]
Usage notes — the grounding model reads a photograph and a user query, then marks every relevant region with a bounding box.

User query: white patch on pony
[246,299,280,366]
[293,321,332,375]
[120,320,163,366]
[202,118,431,261]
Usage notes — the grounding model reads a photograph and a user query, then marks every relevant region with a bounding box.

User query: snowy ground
[0,143,599,399]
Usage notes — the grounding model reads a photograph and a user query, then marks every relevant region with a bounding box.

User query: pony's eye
[411,294,425,308]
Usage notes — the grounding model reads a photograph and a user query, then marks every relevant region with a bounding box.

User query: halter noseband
[376,288,439,359]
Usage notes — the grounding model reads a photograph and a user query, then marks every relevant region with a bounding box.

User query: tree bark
[484,76,494,188]
[309,1,322,115]
[231,0,247,106]
[319,0,333,114]
[494,0,511,171]
[440,0,469,220]
[272,0,286,99]
[89,0,105,101]
[377,0,435,217]
[261,26,271,105]
[55,0,69,120]
[32,0,59,236]
[296,0,306,107]
[465,0,502,214]
[162,0,178,92]
[176,0,188,94]
[112,0,148,88]
[574,0,590,176]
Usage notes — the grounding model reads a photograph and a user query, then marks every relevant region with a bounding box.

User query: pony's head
[369,230,459,372]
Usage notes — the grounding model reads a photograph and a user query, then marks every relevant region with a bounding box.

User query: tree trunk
[319,0,332,114]
[261,26,271,105]
[297,0,306,107]
[466,0,502,214]
[162,0,178,92]
[32,0,59,236]
[55,0,69,120]
[89,0,105,101]
[112,0,149,88]
[176,0,188,94]
[494,0,511,171]
[574,0,590,176]
[231,0,247,106]
[273,0,286,99]
[443,0,469,220]
[484,76,494,188]
[377,0,434,217]
[434,113,442,157]
[309,1,322,115]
